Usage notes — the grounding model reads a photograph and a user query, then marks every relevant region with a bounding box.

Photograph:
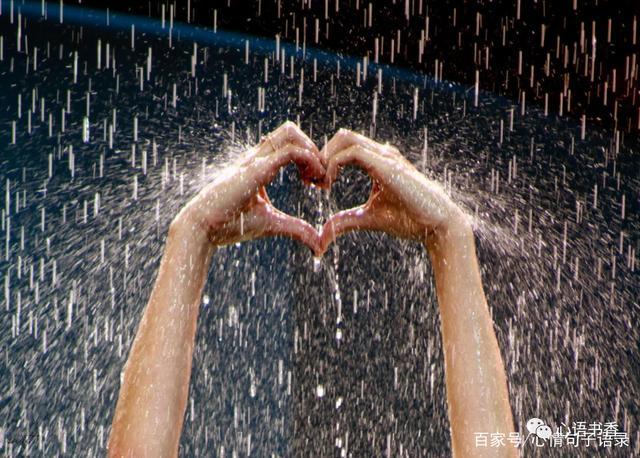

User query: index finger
[263,121,319,157]
[320,128,382,163]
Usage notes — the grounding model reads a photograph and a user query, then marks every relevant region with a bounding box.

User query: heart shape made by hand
[186,121,461,258]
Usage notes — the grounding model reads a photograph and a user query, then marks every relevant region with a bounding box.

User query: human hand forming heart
[178,121,469,257]
[113,125,516,458]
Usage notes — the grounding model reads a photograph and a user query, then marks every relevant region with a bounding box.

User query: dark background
[80,0,640,137]
[0,1,638,456]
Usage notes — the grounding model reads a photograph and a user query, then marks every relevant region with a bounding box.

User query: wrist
[440,209,473,239]
[168,209,212,249]
[425,209,474,253]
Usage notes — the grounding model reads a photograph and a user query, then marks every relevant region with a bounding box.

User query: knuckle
[289,148,301,161]
[282,121,298,135]
[280,147,293,161]
[382,143,399,155]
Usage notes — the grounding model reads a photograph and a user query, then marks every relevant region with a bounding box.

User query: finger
[262,205,322,255]
[272,121,324,174]
[318,205,375,255]
[221,198,322,254]
[280,144,325,183]
[323,144,387,189]
[253,144,325,185]
[261,121,319,158]
[280,121,320,156]
[321,128,382,163]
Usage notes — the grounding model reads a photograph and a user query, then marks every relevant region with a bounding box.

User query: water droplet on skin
[4,3,639,454]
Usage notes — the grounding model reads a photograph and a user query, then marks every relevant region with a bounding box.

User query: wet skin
[108,121,516,458]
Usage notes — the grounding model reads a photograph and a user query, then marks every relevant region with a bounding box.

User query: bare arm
[107,221,214,457]
[318,129,515,457]
[426,216,515,457]
[107,122,324,457]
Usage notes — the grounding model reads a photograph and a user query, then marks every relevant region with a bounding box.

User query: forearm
[108,219,214,458]
[426,218,515,458]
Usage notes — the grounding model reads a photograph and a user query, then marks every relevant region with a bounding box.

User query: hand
[174,121,325,254]
[318,129,470,254]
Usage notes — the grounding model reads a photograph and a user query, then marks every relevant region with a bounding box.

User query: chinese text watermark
[475,418,629,449]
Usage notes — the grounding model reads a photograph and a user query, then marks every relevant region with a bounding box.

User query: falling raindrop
[0,2,637,457]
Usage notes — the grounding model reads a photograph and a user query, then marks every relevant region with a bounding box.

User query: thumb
[319,205,375,255]
[261,204,322,256]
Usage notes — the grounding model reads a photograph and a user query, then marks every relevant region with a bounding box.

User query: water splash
[0,2,638,457]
